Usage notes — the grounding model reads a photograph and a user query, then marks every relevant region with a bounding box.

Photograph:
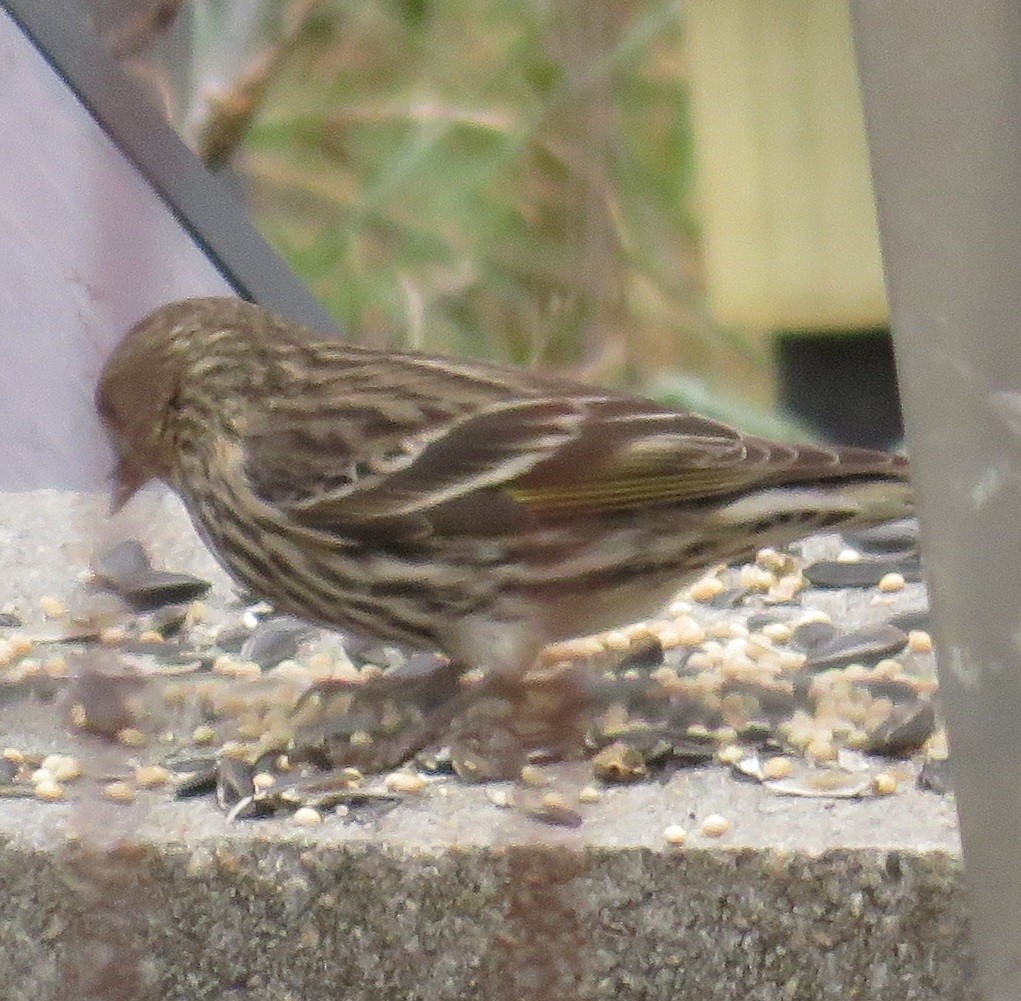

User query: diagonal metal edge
[0,0,339,333]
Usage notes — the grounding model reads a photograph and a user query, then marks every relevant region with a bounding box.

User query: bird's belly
[183,494,451,650]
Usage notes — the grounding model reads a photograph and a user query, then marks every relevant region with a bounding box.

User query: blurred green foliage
[228,0,773,414]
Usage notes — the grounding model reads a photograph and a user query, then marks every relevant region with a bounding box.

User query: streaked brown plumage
[96,296,912,679]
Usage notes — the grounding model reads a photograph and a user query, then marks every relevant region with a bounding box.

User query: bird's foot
[289,654,477,774]
[446,668,594,782]
[288,659,596,779]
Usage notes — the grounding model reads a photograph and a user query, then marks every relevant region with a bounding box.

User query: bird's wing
[509,411,908,516]
[241,341,596,527]
[293,396,589,523]
[242,345,907,531]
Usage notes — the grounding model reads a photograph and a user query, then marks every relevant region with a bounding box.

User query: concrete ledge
[0,491,973,999]
[0,781,970,1000]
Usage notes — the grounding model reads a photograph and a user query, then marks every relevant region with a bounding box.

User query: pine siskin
[96,297,911,681]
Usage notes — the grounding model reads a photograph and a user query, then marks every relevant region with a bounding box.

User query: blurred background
[90,0,903,449]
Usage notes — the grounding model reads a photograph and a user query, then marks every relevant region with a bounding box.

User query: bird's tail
[712,476,913,536]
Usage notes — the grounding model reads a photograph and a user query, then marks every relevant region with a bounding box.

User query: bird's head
[97,296,328,512]
[96,315,187,512]
[97,298,249,512]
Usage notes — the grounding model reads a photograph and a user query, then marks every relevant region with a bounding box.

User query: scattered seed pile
[0,520,948,827]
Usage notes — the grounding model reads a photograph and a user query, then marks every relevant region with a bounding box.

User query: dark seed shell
[843,519,920,555]
[92,540,153,584]
[790,621,839,652]
[525,799,584,828]
[216,757,256,810]
[806,625,908,672]
[804,555,922,588]
[864,700,936,756]
[175,767,218,799]
[917,757,953,794]
[240,616,314,668]
[119,571,212,612]
[887,608,932,633]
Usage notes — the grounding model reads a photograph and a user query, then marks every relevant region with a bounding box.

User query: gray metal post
[850,5,1021,998]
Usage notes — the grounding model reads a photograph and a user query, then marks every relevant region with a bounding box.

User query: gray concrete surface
[0,491,974,999]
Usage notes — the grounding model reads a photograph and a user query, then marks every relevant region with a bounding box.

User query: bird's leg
[288,653,598,780]
[446,667,595,782]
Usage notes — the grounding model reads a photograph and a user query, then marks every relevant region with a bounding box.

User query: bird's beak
[110,457,148,514]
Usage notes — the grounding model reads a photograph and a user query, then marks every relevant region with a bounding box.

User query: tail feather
[710,479,914,540]
[754,440,910,490]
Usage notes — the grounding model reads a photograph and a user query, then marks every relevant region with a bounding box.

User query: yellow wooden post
[685,0,886,330]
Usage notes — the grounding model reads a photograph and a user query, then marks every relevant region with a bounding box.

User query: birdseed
[602,630,631,653]
[0,635,33,666]
[761,756,794,780]
[39,596,66,618]
[689,576,726,602]
[33,779,65,801]
[663,825,688,845]
[40,754,83,783]
[519,765,550,788]
[98,626,128,646]
[767,573,805,603]
[135,765,172,788]
[102,781,137,804]
[292,806,323,826]
[116,727,147,748]
[0,519,938,826]
[739,565,776,591]
[761,622,792,643]
[700,814,730,838]
[716,744,743,766]
[384,771,427,794]
[527,793,583,827]
[908,629,933,653]
[486,787,512,808]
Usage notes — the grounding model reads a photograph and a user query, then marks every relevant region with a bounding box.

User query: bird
[96,296,912,687]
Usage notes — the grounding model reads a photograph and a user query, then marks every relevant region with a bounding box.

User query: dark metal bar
[0,0,338,333]
[850,5,1021,998]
